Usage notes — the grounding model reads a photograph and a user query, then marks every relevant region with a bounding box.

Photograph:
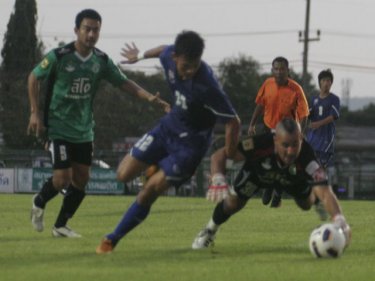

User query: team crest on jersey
[261,158,272,170]
[313,98,319,105]
[91,63,100,73]
[289,164,297,175]
[242,138,254,151]
[168,69,175,83]
[41,58,49,69]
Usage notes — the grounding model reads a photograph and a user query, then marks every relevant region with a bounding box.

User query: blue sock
[107,201,150,244]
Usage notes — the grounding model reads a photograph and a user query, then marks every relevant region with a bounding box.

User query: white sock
[206,218,219,232]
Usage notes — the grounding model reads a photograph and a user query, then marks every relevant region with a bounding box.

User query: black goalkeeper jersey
[236,133,328,198]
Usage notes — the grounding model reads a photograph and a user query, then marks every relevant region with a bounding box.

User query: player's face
[272,61,289,86]
[319,78,332,93]
[274,131,302,166]
[173,55,201,80]
[75,18,101,49]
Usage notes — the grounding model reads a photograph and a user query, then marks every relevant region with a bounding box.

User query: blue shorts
[131,124,211,187]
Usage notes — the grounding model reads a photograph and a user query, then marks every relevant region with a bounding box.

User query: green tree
[217,54,263,125]
[0,0,44,148]
[93,69,170,149]
[340,103,375,126]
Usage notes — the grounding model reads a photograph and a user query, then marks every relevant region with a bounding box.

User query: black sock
[54,185,85,228]
[34,177,59,209]
[212,201,231,225]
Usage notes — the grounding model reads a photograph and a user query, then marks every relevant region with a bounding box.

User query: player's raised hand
[149,92,171,113]
[121,42,140,64]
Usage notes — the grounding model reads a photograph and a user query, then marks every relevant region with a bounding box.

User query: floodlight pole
[299,0,320,92]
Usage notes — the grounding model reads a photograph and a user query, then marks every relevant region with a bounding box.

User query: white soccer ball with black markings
[309,223,346,258]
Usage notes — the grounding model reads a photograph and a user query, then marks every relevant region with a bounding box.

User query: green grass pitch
[0,194,374,281]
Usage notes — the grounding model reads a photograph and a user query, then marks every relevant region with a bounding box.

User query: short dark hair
[318,69,334,84]
[276,118,300,135]
[75,9,102,29]
[174,30,205,60]
[272,56,289,68]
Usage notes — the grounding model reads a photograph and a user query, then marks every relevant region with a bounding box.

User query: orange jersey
[255,77,309,129]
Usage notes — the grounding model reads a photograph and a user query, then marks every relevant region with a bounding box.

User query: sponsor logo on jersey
[65,64,75,72]
[41,58,49,69]
[58,47,71,55]
[71,77,91,94]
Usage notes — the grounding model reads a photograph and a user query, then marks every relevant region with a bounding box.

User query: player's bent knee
[116,170,127,182]
[223,195,246,214]
[52,177,70,190]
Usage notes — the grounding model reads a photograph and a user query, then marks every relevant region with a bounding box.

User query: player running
[96,30,240,254]
[192,118,351,249]
[306,69,340,175]
[28,9,169,238]
[305,69,340,220]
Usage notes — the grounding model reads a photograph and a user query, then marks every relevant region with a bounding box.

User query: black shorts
[233,168,312,200]
[48,139,93,169]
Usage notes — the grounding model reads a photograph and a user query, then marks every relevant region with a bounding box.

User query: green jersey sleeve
[32,51,57,80]
[103,58,128,87]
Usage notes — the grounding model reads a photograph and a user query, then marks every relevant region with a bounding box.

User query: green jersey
[32,42,128,142]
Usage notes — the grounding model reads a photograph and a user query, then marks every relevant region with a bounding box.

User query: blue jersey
[159,45,237,136]
[306,93,340,153]
[131,45,238,186]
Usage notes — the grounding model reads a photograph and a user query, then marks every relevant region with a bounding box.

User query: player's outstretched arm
[120,43,167,64]
[120,80,170,113]
[27,72,44,137]
[224,116,241,159]
[313,185,351,246]
[207,117,243,203]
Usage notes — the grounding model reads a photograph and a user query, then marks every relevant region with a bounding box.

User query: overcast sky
[1,0,375,101]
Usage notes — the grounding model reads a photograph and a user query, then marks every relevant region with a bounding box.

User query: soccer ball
[309,223,346,258]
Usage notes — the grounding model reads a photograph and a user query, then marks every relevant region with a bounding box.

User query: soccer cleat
[315,200,329,221]
[52,226,82,238]
[31,194,44,232]
[270,194,282,208]
[192,228,216,249]
[262,188,273,205]
[96,238,115,254]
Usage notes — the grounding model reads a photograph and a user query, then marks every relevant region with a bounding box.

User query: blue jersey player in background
[96,30,241,254]
[306,69,340,220]
[306,69,340,169]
